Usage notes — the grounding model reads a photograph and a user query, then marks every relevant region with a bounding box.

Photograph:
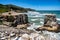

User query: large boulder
[15,14,28,24]
[11,14,29,27]
[44,14,58,27]
[36,14,59,32]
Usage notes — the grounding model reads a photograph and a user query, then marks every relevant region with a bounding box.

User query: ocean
[27,11,60,25]
[26,11,60,40]
[24,11,60,29]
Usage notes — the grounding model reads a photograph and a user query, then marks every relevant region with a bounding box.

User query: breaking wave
[57,18,60,21]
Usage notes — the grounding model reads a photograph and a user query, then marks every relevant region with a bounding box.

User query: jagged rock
[0,12,29,27]
[11,14,29,27]
[44,14,58,27]
[36,14,59,32]
[20,34,30,40]
[15,14,28,24]
[30,33,39,40]
[43,14,59,32]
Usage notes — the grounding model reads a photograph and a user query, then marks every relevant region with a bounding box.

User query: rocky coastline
[0,11,60,40]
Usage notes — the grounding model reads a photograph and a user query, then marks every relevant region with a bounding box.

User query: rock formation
[0,12,29,28]
[44,14,58,27]
[11,14,29,27]
[36,14,59,32]
[15,14,28,24]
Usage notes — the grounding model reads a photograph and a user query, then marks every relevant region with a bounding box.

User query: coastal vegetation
[0,4,35,13]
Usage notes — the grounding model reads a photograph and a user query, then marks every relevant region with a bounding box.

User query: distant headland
[0,4,36,13]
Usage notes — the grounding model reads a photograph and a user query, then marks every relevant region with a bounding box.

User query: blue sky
[0,0,60,10]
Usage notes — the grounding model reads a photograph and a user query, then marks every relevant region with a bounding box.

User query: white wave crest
[57,18,60,21]
[31,19,38,21]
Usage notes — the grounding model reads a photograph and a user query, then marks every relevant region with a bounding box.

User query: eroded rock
[36,14,60,32]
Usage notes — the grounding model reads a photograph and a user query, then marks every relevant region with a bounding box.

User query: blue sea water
[26,11,60,25]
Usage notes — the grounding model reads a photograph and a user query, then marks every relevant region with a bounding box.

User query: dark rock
[11,14,29,27]
[44,14,58,27]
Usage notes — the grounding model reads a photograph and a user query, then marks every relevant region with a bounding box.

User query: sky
[0,0,60,10]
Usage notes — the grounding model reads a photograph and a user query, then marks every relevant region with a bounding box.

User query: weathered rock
[17,24,28,29]
[16,14,28,24]
[44,14,58,27]
[11,14,29,27]
[6,15,15,22]
[20,34,30,40]
[36,14,59,32]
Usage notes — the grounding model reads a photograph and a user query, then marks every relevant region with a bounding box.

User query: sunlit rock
[36,14,59,32]
[19,34,30,40]
[44,14,57,26]
[30,33,39,40]
[1,37,6,40]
